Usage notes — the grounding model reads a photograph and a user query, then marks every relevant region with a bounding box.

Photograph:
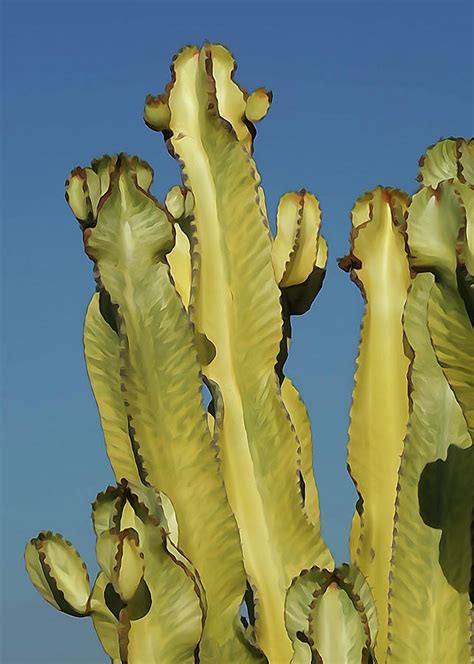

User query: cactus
[339,138,473,663]
[25,43,473,664]
[26,480,206,663]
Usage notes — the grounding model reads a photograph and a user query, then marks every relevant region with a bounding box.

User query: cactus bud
[144,93,171,132]
[66,163,111,224]
[65,168,92,223]
[113,528,145,602]
[128,155,154,193]
[245,88,272,123]
[25,532,90,616]
[272,190,322,287]
[165,185,194,220]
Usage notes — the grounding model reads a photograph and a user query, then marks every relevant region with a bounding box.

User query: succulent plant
[26,43,473,663]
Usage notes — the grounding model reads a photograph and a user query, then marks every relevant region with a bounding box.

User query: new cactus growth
[25,44,473,663]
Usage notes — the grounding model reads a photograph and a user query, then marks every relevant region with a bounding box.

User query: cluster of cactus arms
[24,43,473,664]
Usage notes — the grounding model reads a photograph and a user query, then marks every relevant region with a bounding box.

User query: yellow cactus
[25,43,473,664]
[340,140,473,663]
[25,532,91,617]
[144,44,332,661]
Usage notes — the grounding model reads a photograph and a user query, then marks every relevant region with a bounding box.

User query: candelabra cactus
[340,139,474,662]
[25,42,473,664]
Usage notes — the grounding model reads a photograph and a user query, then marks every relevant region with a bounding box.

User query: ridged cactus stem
[341,187,411,662]
[66,155,260,662]
[145,44,332,661]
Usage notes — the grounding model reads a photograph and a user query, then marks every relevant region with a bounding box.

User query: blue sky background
[1,1,473,662]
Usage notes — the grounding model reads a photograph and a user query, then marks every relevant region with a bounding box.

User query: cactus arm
[164,185,194,309]
[408,182,474,442]
[421,141,474,440]
[418,138,474,275]
[278,191,322,288]
[460,138,474,183]
[68,157,256,661]
[309,584,368,664]
[88,487,205,664]
[84,295,180,547]
[204,44,252,151]
[417,137,472,188]
[268,191,327,380]
[386,272,472,663]
[407,183,464,278]
[280,377,323,529]
[428,284,474,440]
[285,566,376,664]
[119,504,205,663]
[459,186,474,278]
[284,567,327,664]
[342,187,411,662]
[417,138,460,185]
[124,537,204,664]
[272,192,307,284]
[24,533,91,617]
[147,45,331,661]
[202,44,272,152]
[84,293,145,484]
[90,484,206,664]
[271,191,327,317]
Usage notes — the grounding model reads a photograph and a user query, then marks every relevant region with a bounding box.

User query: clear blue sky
[1,1,472,662]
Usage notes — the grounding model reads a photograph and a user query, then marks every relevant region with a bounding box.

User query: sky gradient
[2,2,473,662]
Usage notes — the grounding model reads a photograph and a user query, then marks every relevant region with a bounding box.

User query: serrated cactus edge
[25,44,473,664]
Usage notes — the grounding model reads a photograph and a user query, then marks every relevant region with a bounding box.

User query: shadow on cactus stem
[418,444,474,593]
